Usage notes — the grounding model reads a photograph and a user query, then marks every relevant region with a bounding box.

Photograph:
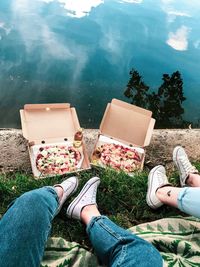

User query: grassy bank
[1,165,199,249]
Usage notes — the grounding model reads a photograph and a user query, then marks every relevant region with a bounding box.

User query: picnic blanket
[41,216,200,267]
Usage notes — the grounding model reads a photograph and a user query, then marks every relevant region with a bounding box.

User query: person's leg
[156,186,200,218]
[82,206,163,267]
[0,177,78,267]
[67,177,163,267]
[156,186,181,207]
[146,165,200,218]
[156,172,200,205]
[0,187,58,267]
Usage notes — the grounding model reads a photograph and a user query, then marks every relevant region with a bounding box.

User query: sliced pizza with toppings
[92,143,142,173]
[36,145,82,175]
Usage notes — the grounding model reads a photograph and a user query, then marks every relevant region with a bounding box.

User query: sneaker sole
[146,165,164,209]
[67,177,100,218]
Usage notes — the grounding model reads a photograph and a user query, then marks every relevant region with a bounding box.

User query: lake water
[0,0,200,128]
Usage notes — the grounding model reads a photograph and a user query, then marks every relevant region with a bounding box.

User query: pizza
[92,143,142,173]
[36,145,82,175]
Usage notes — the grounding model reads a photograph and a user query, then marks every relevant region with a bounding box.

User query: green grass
[1,164,200,249]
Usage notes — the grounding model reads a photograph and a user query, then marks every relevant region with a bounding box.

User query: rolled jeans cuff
[44,186,60,216]
[86,215,107,233]
[177,187,200,218]
[45,186,60,204]
[177,187,188,213]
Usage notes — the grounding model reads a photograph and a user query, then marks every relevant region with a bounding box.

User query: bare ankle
[81,205,101,225]
[156,186,181,208]
[187,173,200,187]
[54,186,64,202]
[156,186,172,198]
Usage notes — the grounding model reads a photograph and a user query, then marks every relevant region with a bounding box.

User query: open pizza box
[20,103,90,179]
[91,98,155,175]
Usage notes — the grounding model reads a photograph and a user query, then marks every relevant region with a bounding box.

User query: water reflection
[0,0,200,128]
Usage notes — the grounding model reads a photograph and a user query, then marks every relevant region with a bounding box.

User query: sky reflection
[0,0,200,127]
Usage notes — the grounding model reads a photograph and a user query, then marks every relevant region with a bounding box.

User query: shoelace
[81,185,97,202]
[180,157,197,174]
[64,182,73,192]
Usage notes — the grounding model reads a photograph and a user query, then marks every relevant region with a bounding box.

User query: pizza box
[20,103,90,179]
[91,98,155,174]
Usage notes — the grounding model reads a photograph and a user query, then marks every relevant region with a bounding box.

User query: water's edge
[0,128,200,174]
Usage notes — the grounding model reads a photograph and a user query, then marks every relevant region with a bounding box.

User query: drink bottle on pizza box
[20,103,90,179]
[91,99,155,175]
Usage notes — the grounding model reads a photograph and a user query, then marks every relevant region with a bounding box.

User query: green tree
[124,69,188,128]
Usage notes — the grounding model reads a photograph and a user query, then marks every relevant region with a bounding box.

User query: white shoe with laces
[146,165,171,209]
[173,146,198,187]
[54,176,79,214]
[66,176,100,220]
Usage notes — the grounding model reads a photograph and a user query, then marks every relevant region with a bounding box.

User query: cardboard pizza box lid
[99,98,155,147]
[20,103,80,142]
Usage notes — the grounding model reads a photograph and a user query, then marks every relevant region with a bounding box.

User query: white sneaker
[66,177,100,220]
[173,146,198,187]
[54,176,79,214]
[146,165,170,209]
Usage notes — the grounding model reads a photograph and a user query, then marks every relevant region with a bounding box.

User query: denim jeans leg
[86,216,163,267]
[0,186,59,267]
[177,187,200,218]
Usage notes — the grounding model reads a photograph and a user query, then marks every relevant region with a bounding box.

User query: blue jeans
[0,187,58,267]
[87,216,163,266]
[178,187,200,218]
[0,187,162,267]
